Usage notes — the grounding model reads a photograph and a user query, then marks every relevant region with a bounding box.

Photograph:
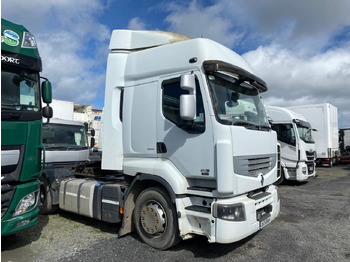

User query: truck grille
[234,154,276,177]
[1,145,24,183]
[307,162,314,174]
[1,184,16,218]
[306,151,316,161]
[277,144,281,179]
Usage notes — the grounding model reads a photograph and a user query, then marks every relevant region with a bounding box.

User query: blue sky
[2,0,350,127]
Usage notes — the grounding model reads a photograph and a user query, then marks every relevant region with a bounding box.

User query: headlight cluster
[213,203,245,221]
[14,191,38,216]
[302,167,307,174]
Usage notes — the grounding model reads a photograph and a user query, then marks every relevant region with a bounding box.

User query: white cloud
[128,17,147,30]
[165,1,243,48]
[164,0,350,54]
[220,0,350,54]
[2,0,111,106]
[243,43,350,127]
[163,0,350,127]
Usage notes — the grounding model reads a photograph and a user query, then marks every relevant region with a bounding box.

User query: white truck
[39,118,90,214]
[39,30,280,250]
[265,106,316,183]
[288,103,339,167]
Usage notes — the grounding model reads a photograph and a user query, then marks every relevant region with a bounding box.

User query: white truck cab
[39,119,90,214]
[40,30,280,250]
[100,30,280,247]
[266,106,316,183]
[43,118,89,166]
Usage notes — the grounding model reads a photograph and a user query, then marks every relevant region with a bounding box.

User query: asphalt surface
[2,165,350,262]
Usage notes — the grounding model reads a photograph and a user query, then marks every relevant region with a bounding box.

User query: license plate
[259,214,271,230]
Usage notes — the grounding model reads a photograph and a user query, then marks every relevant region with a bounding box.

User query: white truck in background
[39,100,92,213]
[288,103,339,167]
[39,30,280,250]
[265,106,316,183]
[39,119,91,214]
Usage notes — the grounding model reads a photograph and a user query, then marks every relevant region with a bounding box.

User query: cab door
[273,123,298,166]
[156,72,215,181]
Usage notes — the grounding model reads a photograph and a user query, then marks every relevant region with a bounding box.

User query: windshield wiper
[1,111,22,119]
[67,147,88,151]
[233,121,270,131]
[2,103,37,109]
[44,146,70,150]
[233,121,259,129]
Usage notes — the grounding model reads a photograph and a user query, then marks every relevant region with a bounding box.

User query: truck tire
[274,168,285,185]
[38,177,58,215]
[328,159,333,168]
[133,187,181,250]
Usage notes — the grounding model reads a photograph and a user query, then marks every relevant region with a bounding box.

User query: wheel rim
[140,200,166,235]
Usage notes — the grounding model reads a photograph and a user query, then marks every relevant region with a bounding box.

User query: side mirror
[42,80,52,104]
[42,105,53,119]
[90,137,95,148]
[180,74,196,120]
[90,129,95,137]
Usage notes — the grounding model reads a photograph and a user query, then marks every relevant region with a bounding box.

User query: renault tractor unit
[39,30,280,250]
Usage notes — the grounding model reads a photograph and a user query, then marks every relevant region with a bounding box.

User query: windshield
[207,72,270,130]
[43,123,88,150]
[1,66,41,111]
[296,122,314,143]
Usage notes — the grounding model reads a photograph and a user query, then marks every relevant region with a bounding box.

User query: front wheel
[133,187,181,250]
[274,168,285,185]
[38,177,58,215]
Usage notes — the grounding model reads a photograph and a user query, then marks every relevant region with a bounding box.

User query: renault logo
[260,173,264,186]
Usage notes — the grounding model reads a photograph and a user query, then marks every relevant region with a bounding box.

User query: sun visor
[203,60,267,92]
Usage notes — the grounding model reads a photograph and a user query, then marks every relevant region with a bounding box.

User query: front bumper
[1,181,39,236]
[215,185,280,243]
[284,162,316,182]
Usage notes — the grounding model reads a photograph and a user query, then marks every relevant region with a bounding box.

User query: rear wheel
[328,159,333,168]
[133,187,181,250]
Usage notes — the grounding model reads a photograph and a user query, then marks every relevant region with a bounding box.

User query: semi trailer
[1,18,52,235]
[39,30,280,250]
[266,106,316,183]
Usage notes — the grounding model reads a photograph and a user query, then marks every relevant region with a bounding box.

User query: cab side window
[162,77,205,133]
[272,123,296,146]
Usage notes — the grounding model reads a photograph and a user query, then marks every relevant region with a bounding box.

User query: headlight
[14,191,38,216]
[213,203,245,221]
[22,32,37,48]
[302,167,307,174]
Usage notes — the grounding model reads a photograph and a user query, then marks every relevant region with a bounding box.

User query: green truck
[1,18,52,235]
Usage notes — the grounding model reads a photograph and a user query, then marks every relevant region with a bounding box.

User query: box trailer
[288,103,339,167]
[50,99,74,120]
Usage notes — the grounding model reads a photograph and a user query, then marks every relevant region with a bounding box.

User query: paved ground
[2,165,350,262]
